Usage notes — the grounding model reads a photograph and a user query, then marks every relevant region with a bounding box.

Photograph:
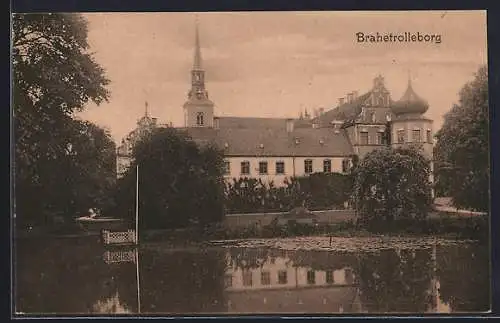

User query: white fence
[102,229,137,246]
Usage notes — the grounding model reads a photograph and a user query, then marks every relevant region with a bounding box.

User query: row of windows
[225,270,339,288]
[359,131,387,145]
[224,159,351,175]
[396,129,432,144]
[358,129,432,145]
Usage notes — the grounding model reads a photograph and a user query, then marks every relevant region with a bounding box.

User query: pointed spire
[193,15,202,70]
[144,101,149,117]
[407,69,413,88]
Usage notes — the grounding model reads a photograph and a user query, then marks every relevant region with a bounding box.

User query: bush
[353,146,433,229]
[224,173,353,214]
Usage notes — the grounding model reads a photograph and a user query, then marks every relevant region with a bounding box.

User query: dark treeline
[13,13,114,230]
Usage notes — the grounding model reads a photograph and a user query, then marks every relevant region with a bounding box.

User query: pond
[14,236,490,315]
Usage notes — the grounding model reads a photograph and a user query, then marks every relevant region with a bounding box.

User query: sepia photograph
[12,10,490,316]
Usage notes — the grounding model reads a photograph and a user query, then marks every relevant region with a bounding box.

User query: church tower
[183,17,215,128]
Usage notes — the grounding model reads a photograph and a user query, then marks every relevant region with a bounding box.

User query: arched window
[378,96,385,106]
[371,112,376,123]
[196,112,204,126]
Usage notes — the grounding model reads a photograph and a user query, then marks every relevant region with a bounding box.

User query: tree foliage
[223,172,352,214]
[434,66,489,211]
[352,146,433,230]
[113,127,226,230]
[13,13,112,226]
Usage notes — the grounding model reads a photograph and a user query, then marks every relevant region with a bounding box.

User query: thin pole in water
[135,164,139,244]
[135,248,141,314]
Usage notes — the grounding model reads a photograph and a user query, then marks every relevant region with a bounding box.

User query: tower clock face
[196,92,202,99]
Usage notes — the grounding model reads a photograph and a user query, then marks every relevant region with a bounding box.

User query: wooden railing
[103,249,137,264]
[102,229,137,246]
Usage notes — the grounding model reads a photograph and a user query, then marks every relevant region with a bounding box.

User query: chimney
[338,98,345,106]
[319,107,325,115]
[286,118,294,133]
[213,117,220,129]
[352,91,358,99]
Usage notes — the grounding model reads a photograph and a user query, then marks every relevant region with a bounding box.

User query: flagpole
[135,164,139,244]
[135,248,141,314]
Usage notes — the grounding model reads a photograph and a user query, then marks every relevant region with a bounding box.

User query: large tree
[114,127,226,230]
[434,66,489,212]
[13,13,111,226]
[352,146,433,230]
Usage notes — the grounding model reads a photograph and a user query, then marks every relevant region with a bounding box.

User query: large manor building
[116,23,434,187]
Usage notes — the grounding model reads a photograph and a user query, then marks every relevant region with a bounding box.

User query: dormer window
[295,138,300,145]
[196,112,204,126]
[224,142,229,149]
[319,139,324,145]
[386,113,392,122]
[259,143,264,149]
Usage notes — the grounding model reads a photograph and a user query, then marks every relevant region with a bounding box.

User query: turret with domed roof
[391,77,429,117]
[389,74,434,196]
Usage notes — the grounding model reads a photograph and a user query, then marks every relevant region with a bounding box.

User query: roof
[216,116,290,130]
[183,126,354,157]
[312,92,372,127]
[392,80,429,115]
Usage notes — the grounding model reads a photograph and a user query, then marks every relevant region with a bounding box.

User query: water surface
[14,236,490,315]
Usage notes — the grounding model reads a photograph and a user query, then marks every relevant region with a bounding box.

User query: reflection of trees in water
[226,247,280,270]
[17,240,226,315]
[357,249,433,313]
[436,244,489,312]
[15,237,136,314]
[139,248,227,314]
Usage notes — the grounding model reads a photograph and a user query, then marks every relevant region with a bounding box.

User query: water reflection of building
[92,292,132,314]
[223,250,363,313]
[427,244,451,313]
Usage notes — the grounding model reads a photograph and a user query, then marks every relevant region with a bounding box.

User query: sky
[77,11,488,143]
